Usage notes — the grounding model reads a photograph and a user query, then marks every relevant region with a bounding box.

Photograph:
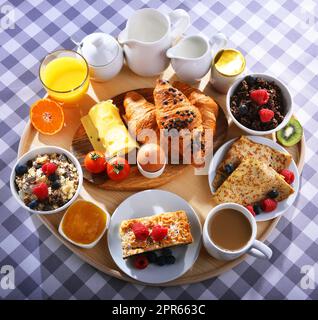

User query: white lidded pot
[75,32,124,82]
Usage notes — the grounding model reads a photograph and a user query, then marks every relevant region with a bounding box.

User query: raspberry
[250,89,269,105]
[280,169,295,184]
[261,198,277,212]
[246,205,256,216]
[132,222,149,241]
[259,109,274,123]
[150,225,168,242]
[133,255,149,270]
[32,183,48,200]
[42,162,58,176]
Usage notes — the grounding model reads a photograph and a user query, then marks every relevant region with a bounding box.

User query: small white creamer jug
[118,8,190,77]
[167,33,227,83]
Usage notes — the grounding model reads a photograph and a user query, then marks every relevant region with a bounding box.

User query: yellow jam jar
[210,49,246,94]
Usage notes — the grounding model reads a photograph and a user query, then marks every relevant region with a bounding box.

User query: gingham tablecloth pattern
[0,0,317,300]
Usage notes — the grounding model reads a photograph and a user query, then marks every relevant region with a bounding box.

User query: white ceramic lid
[80,32,119,67]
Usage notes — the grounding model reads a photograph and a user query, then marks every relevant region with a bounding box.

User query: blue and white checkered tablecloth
[0,0,318,300]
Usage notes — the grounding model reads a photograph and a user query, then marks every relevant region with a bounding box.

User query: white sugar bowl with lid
[76,32,124,82]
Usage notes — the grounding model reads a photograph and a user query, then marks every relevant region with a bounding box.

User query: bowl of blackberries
[226,74,293,135]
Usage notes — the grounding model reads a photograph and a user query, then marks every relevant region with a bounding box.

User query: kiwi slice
[277,118,303,147]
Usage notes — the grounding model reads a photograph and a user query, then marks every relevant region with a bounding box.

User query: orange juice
[40,54,89,104]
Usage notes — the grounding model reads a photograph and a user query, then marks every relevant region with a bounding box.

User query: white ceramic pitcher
[166,33,227,82]
[118,8,190,77]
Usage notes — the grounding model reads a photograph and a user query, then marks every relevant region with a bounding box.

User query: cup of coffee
[203,203,272,261]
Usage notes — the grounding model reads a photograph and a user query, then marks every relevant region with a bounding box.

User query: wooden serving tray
[71,87,228,191]
[18,66,305,286]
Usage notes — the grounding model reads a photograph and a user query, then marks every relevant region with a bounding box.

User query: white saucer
[107,190,202,284]
[208,136,300,222]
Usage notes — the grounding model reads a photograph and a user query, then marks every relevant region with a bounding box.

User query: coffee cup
[203,203,272,261]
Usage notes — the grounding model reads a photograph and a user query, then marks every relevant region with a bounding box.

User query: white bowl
[10,146,83,215]
[137,158,166,179]
[226,73,293,136]
[58,200,110,249]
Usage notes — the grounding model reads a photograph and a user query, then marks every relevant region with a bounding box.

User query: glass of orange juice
[39,50,89,104]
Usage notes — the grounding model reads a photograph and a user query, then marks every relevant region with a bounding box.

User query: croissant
[173,81,218,134]
[153,79,204,165]
[123,91,158,143]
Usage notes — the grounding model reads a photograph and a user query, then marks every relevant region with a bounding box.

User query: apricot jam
[62,200,106,244]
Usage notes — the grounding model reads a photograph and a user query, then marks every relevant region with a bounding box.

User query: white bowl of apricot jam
[58,200,110,249]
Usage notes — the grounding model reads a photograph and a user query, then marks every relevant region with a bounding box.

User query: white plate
[107,190,202,284]
[208,136,300,222]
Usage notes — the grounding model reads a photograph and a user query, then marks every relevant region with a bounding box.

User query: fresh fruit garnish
[51,180,61,190]
[150,225,168,242]
[261,198,278,212]
[32,183,48,200]
[161,248,172,256]
[30,99,64,135]
[28,199,38,209]
[146,251,158,263]
[276,118,303,147]
[246,205,256,216]
[245,75,256,86]
[156,255,166,266]
[267,189,279,199]
[253,204,262,215]
[133,255,149,270]
[42,162,57,176]
[259,109,274,123]
[238,104,248,115]
[48,173,58,181]
[132,222,149,241]
[280,169,295,184]
[84,151,106,174]
[250,89,269,106]
[15,164,28,176]
[224,163,234,174]
[164,255,176,265]
[107,157,130,181]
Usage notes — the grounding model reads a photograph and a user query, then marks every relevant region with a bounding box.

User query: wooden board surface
[71,87,228,191]
[18,65,305,286]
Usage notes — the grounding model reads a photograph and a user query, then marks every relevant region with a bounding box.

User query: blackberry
[156,256,166,266]
[161,248,172,256]
[146,251,157,263]
[165,255,176,265]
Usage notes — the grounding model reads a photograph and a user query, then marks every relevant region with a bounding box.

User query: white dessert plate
[208,136,300,222]
[107,190,202,284]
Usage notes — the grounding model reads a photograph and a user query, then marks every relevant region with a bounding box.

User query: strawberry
[132,222,149,241]
[42,162,58,176]
[32,183,48,200]
[259,108,274,123]
[246,205,256,216]
[133,255,149,270]
[280,169,295,184]
[250,89,269,105]
[150,225,168,242]
[261,198,277,212]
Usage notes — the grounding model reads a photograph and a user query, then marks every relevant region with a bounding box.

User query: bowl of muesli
[10,146,83,214]
[226,73,293,135]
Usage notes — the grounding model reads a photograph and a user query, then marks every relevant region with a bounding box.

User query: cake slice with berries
[119,210,193,259]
